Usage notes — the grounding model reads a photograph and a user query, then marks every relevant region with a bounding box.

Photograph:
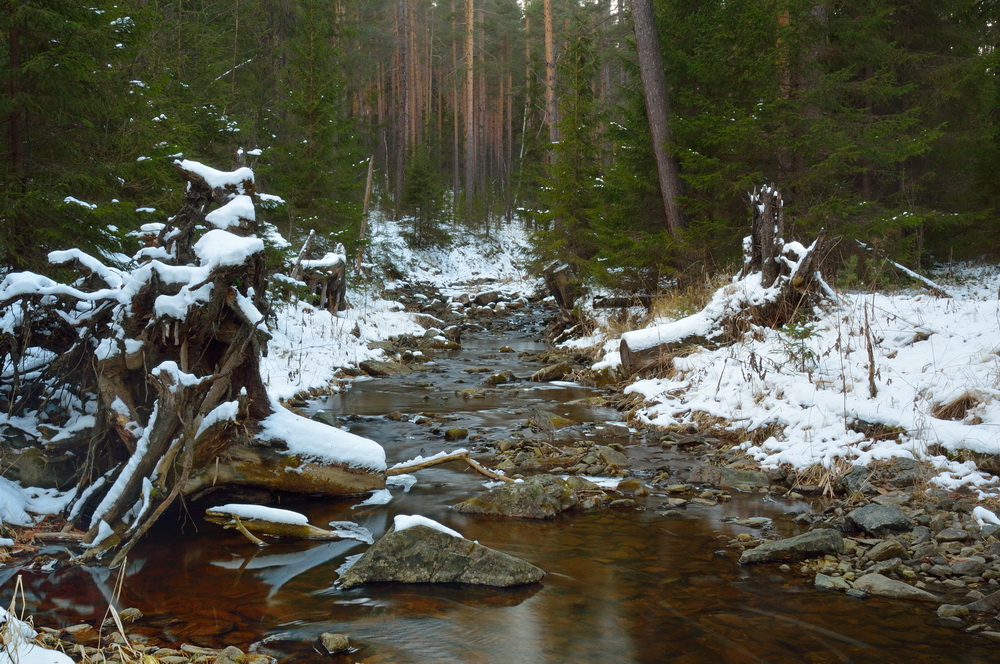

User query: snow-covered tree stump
[543,261,576,311]
[619,185,828,375]
[291,236,348,314]
[0,161,385,566]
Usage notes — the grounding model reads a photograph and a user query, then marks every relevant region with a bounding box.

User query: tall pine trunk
[543,0,558,149]
[629,0,685,239]
[464,0,476,208]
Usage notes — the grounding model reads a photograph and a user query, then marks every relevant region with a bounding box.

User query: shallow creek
[4,309,997,662]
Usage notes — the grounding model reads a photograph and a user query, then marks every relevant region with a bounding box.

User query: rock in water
[337,525,544,589]
[319,633,351,654]
[853,573,938,602]
[845,504,912,536]
[453,475,578,518]
[739,528,844,564]
[359,360,412,377]
[213,646,248,664]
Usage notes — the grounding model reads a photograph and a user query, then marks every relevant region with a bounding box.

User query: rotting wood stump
[0,160,385,567]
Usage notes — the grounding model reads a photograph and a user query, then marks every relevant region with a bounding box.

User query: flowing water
[3,308,997,663]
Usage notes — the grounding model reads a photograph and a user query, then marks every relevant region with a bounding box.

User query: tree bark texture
[629,0,685,238]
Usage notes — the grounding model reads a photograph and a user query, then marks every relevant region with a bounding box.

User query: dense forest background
[2,0,998,290]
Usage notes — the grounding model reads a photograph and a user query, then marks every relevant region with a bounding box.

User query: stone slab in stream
[337,524,544,589]
[739,528,844,564]
[453,474,578,519]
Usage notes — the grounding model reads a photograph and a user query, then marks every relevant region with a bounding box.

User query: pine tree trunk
[543,0,558,149]
[629,0,685,238]
[464,0,476,206]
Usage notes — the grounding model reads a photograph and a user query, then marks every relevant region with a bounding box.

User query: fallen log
[620,185,829,375]
[855,240,951,298]
[592,294,653,309]
[204,505,344,541]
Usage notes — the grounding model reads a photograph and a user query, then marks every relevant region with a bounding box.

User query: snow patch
[393,514,463,539]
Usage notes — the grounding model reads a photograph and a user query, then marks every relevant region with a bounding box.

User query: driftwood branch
[386,450,515,483]
[855,240,951,298]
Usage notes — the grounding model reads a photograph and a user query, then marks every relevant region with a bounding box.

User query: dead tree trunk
[543,261,576,311]
[619,185,827,375]
[744,185,783,288]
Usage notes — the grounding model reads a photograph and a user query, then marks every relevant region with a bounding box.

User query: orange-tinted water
[4,313,996,662]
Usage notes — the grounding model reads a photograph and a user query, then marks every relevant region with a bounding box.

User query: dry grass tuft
[791,458,852,497]
[931,390,983,421]
[649,276,727,321]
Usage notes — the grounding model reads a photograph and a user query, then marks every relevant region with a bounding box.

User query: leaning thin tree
[0,161,386,566]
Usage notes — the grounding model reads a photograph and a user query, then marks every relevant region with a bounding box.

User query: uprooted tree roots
[0,161,384,566]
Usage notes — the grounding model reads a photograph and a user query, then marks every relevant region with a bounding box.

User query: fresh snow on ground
[367,213,538,297]
[0,606,73,664]
[588,264,1000,498]
[260,294,425,399]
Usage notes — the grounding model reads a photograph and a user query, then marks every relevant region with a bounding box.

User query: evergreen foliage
[2,0,998,280]
[401,146,450,249]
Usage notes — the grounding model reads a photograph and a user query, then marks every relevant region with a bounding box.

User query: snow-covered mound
[593,264,1000,497]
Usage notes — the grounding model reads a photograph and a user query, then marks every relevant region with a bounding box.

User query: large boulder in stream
[845,503,913,536]
[739,528,844,564]
[453,474,578,518]
[338,516,544,589]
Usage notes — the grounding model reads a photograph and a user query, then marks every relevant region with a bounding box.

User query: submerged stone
[337,525,544,589]
[739,528,844,564]
[454,474,578,519]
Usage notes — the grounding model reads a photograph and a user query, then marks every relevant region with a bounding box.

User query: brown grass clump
[931,390,983,421]
[648,276,725,322]
[790,459,852,497]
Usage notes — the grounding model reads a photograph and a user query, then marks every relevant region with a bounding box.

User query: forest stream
[2,305,997,663]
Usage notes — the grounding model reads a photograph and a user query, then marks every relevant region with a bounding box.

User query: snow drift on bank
[593,265,1000,497]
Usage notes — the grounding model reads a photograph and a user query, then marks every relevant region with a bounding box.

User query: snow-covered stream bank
[5,208,1000,661]
[575,264,1000,503]
[7,302,1000,663]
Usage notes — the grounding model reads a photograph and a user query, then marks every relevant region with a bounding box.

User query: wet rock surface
[453,475,580,518]
[739,529,844,564]
[337,524,545,588]
[846,503,913,536]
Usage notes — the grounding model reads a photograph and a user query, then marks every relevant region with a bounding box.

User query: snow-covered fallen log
[620,186,828,374]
